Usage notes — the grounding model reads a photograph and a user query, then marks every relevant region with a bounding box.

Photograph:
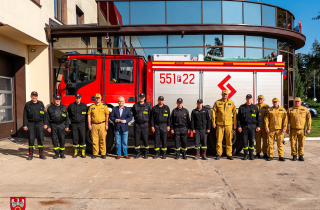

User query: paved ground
[0,138,320,210]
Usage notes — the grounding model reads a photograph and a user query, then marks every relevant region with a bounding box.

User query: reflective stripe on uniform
[144,146,150,149]
[175,148,181,151]
[37,145,44,148]
[73,145,79,148]
[243,147,248,150]
[29,146,35,148]
[248,146,255,150]
[195,147,200,149]
[135,146,140,149]
[181,148,187,151]
[53,147,59,150]
[161,148,167,151]
[154,148,160,151]
[80,144,86,148]
[201,146,207,149]
[59,148,65,150]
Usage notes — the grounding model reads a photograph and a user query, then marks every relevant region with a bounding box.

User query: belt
[92,121,106,125]
[135,121,148,125]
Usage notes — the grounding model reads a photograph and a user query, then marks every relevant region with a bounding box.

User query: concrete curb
[284,137,320,141]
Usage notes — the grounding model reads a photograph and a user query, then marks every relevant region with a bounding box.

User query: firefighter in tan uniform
[212,90,237,160]
[265,98,287,161]
[255,95,270,159]
[286,97,311,161]
[87,93,110,159]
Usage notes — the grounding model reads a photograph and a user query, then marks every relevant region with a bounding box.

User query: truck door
[202,71,254,108]
[256,72,283,106]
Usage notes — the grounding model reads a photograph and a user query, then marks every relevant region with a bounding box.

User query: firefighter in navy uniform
[170,98,191,160]
[237,94,261,160]
[67,93,87,158]
[190,99,211,160]
[151,96,170,159]
[46,95,69,159]
[132,93,151,159]
[23,91,47,160]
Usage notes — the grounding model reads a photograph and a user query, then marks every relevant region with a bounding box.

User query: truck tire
[85,123,116,154]
[207,127,243,156]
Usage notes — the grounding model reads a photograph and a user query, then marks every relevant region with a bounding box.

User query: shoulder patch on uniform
[219,103,223,105]
[280,109,283,111]
[228,103,231,105]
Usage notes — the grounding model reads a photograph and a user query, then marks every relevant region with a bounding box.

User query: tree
[295,59,305,99]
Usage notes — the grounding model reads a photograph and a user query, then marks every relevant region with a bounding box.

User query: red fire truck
[58,53,285,155]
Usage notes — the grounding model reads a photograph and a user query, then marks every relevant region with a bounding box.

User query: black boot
[299,155,304,161]
[293,155,297,161]
[153,150,160,159]
[39,147,46,160]
[60,149,66,159]
[81,147,86,158]
[162,151,167,159]
[216,155,221,160]
[174,150,180,160]
[249,149,255,160]
[194,149,200,160]
[135,149,141,159]
[72,147,78,158]
[144,150,149,159]
[256,153,261,159]
[279,157,285,161]
[53,149,59,159]
[227,156,234,160]
[27,147,34,160]
[243,150,248,160]
[267,157,273,161]
[182,150,187,160]
[263,153,269,159]
[202,149,208,160]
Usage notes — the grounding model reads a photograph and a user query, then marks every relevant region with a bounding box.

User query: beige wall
[67,0,98,25]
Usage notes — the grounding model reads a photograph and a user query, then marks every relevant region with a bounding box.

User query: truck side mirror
[63,69,69,83]
[65,60,71,68]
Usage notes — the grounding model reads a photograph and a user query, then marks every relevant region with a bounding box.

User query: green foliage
[295,60,304,99]
[306,99,320,114]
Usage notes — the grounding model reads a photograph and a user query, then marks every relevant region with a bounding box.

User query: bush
[306,99,320,113]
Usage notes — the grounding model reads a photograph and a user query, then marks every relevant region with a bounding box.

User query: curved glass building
[47,0,306,108]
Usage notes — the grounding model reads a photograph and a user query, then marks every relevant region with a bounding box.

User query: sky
[251,0,320,54]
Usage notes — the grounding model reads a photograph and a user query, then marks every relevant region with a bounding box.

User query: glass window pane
[246,36,262,47]
[280,51,288,70]
[114,2,129,25]
[0,93,13,106]
[289,54,294,68]
[205,47,223,57]
[279,41,288,51]
[244,3,261,25]
[264,49,278,58]
[224,35,244,46]
[0,78,12,91]
[0,109,13,122]
[167,1,201,24]
[264,38,277,49]
[132,36,167,48]
[203,1,221,24]
[69,60,97,83]
[287,13,293,30]
[110,60,134,84]
[224,47,244,58]
[134,48,167,60]
[262,5,276,27]
[277,8,286,29]
[131,1,165,25]
[168,35,203,47]
[222,1,243,24]
[289,42,294,53]
[168,48,204,59]
[246,48,262,58]
[205,35,222,47]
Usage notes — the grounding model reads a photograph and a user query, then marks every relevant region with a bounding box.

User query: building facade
[0,0,97,139]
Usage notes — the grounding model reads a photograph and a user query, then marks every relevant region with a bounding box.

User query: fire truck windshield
[110,60,134,84]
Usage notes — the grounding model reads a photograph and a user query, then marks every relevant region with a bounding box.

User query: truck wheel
[207,127,243,155]
[85,123,116,154]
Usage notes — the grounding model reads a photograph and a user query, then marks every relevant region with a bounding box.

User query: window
[69,60,97,83]
[131,1,165,25]
[264,38,277,49]
[222,1,243,24]
[54,0,62,20]
[54,0,67,23]
[76,6,84,25]
[135,35,167,48]
[262,5,276,27]
[203,1,221,24]
[168,35,203,47]
[287,13,294,30]
[244,3,261,25]
[246,48,263,58]
[246,36,263,48]
[167,1,201,24]
[277,8,287,28]
[168,48,203,59]
[114,2,129,25]
[205,47,223,57]
[224,35,244,46]
[0,77,13,123]
[224,47,244,58]
[110,60,134,84]
[205,35,223,46]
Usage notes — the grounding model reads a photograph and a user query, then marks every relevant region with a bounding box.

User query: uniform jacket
[255,103,270,128]
[46,103,69,129]
[67,102,87,123]
[287,106,311,130]
[23,100,46,126]
[237,103,261,128]
[170,107,190,130]
[132,102,151,124]
[190,107,211,130]
[212,98,237,126]
[87,103,109,124]
[110,106,133,132]
[150,104,170,127]
[264,106,287,130]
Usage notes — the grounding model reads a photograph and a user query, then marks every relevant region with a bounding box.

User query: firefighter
[46,95,69,159]
[255,95,270,159]
[150,96,170,159]
[87,93,109,159]
[67,93,87,158]
[237,94,261,160]
[286,97,312,161]
[171,98,191,160]
[132,93,151,159]
[265,98,287,161]
[23,91,47,160]
[212,90,237,160]
[190,99,211,160]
